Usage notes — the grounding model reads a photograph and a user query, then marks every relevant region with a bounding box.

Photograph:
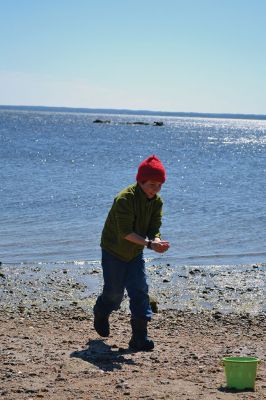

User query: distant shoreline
[1,104,266,121]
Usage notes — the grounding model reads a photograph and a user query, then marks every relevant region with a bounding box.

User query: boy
[93,155,170,351]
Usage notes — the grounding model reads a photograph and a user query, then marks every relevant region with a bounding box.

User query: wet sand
[0,262,265,399]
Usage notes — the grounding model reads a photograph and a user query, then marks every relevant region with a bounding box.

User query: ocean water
[1,108,266,267]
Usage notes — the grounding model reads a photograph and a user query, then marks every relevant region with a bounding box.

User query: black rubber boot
[93,308,110,337]
[129,318,154,351]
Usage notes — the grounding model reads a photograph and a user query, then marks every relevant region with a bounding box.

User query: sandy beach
[0,262,265,399]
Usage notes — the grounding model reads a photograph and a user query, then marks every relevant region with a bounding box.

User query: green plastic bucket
[222,357,260,390]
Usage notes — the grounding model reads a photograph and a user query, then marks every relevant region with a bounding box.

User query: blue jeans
[94,249,152,320]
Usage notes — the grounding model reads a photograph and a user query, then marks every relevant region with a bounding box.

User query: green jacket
[101,183,163,262]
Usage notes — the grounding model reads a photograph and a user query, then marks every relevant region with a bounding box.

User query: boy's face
[139,180,162,199]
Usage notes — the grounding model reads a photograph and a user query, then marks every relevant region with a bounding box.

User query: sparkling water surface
[1,109,265,266]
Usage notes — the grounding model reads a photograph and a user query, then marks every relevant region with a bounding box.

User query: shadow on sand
[70,339,136,371]
[218,385,255,394]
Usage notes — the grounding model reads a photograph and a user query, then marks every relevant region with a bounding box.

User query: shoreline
[1,261,265,315]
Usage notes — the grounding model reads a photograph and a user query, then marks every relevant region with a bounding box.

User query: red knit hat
[136,155,166,183]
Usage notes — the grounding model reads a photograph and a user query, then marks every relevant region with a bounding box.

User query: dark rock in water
[134,121,149,125]
[93,119,111,124]
[0,271,5,279]
[92,120,164,126]
[126,121,150,126]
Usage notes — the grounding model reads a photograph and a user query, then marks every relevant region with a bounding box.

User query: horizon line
[0,104,266,121]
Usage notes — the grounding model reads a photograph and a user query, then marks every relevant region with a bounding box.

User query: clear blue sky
[0,0,265,114]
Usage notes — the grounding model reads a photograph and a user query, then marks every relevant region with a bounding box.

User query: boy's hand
[151,240,170,253]
[124,233,170,253]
